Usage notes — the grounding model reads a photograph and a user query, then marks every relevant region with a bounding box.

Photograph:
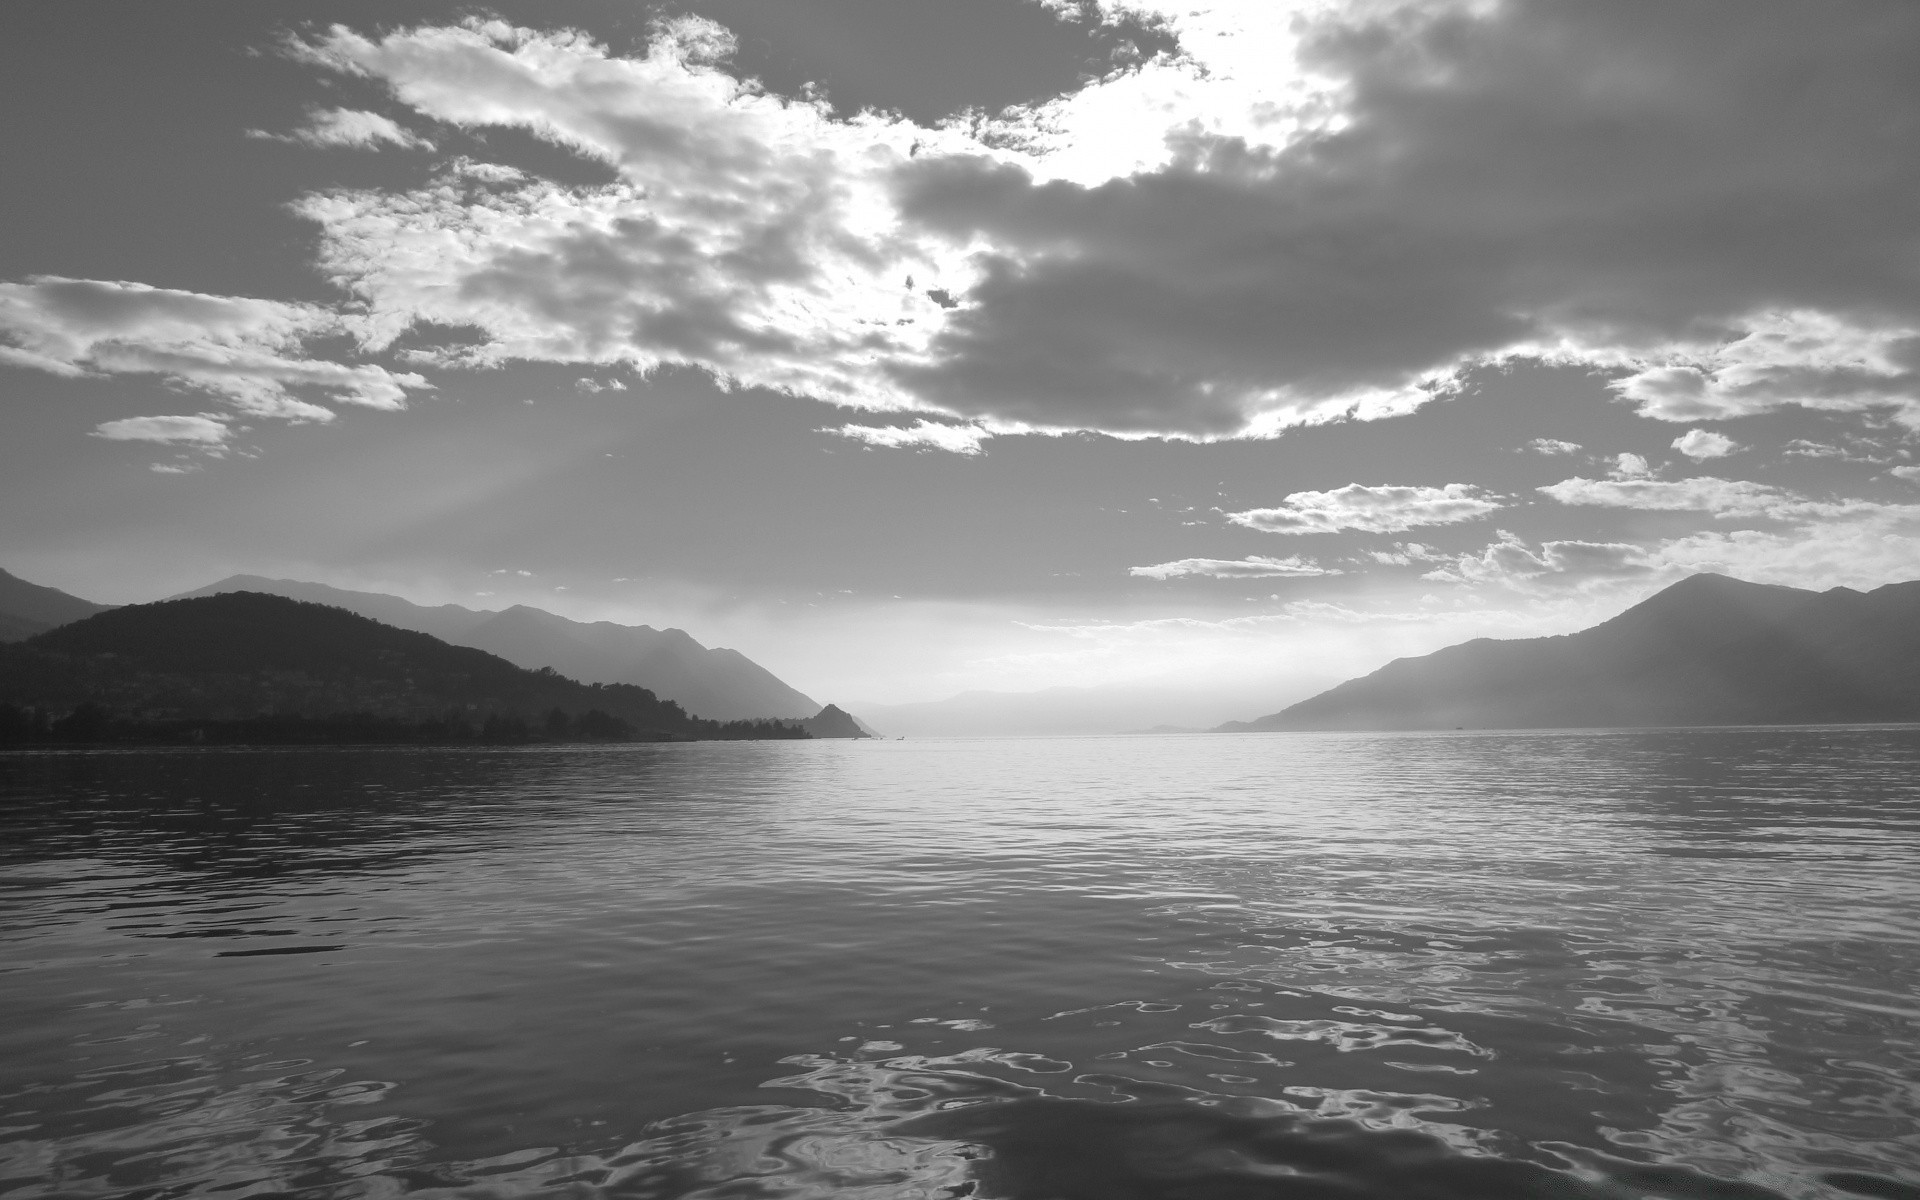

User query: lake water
[3,729,1918,1200]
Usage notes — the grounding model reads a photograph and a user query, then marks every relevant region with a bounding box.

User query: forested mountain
[0,592,807,743]
[0,567,110,642]
[175,576,818,721]
[1222,573,1920,731]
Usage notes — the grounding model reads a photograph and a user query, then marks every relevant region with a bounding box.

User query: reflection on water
[1,729,1917,1199]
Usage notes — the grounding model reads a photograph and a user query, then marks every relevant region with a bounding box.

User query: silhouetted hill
[0,567,111,642]
[799,703,872,739]
[1221,573,1920,731]
[174,576,818,720]
[0,592,807,743]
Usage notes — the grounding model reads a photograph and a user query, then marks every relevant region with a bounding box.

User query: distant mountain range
[0,567,111,642]
[0,591,811,743]
[1221,573,1920,731]
[171,575,820,722]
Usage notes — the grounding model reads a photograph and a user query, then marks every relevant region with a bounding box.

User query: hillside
[0,567,111,641]
[0,592,808,743]
[1222,573,1920,731]
[174,576,818,721]
[799,703,873,739]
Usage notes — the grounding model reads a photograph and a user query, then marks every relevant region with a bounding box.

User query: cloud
[1421,531,1653,591]
[1129,554,1340,580]
[1538,474,1812,519]
[1227,483,1502,535]
[1607,312,1920,425]
[831,420,990,454]
[1367,543,1436,566]
[890,2,1920,435]
[254,107,434,150]
[1784,437,1895,464]
[1610,452,1652,479]
[91,414,230,445]
[1425,506,1920,594]
[253,4,1920,440]
[1524,438,1582,455]
[1671,429,1739,460]
[1892,465,1920,482]
[0,276,429,421]
[1647,521,1920,592]
[291,19,966,413]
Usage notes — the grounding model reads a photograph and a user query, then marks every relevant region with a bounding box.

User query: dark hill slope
[0,567,111,641]
[1224,573,1920,731]
[175,576,819,721]
[799,704,871,739]
[0,592,800,740]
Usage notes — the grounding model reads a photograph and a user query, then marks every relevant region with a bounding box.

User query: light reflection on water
[1,728,1917,1198]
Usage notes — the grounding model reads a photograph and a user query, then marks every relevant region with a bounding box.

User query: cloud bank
[240,2,1920,442]
[91,414,231,445]
[832,420,990,454]
[1540,475,1814,520]
[1228,483,1502,535]
[1130,555,1339,580]
[0,276,430,442]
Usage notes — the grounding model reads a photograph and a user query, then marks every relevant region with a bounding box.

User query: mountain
[0,592,807,743]
[0,567,111,642]
[173,576,818,721]
[1222,573,1920,732]
[799,703,873,739]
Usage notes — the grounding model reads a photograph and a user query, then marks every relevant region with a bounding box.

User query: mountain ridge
[0,567,112,642]
[1221,573,1920,732]
[0,591,809,743]
[173,575,819,722]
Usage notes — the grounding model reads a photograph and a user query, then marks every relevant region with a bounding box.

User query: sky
[4,0,1920,720]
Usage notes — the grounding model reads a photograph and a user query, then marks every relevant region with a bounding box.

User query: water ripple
[2,728,1917,1197]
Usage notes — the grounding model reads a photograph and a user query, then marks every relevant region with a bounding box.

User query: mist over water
[2,730,1917,1199]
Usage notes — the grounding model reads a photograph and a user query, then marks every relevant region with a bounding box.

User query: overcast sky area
[4,0,1920,719]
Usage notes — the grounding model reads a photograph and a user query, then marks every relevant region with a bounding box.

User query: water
[2,729,1917,1199]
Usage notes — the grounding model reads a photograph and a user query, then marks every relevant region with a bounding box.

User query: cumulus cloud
[1647,521,1920,592]
[1425,504,1920,594]
[1227,483,1502,535]
[1538,474,1816,519]
[255,106,434,150]
[1607,312,1920,425]
[832,420,990,454]
[1784,437,1895,464]
[1421,531,1653,591]
[1129,554,1339,580]
[1524,438,1582,455]
[1672,429,1739,460]
[1610,453,1652,479]
[0,276,428,421]
[1367,542,1452,566]
[237,3,1920,440]
[91,414,230,445]
[893,2,1920,434]
[291,19,968,413]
